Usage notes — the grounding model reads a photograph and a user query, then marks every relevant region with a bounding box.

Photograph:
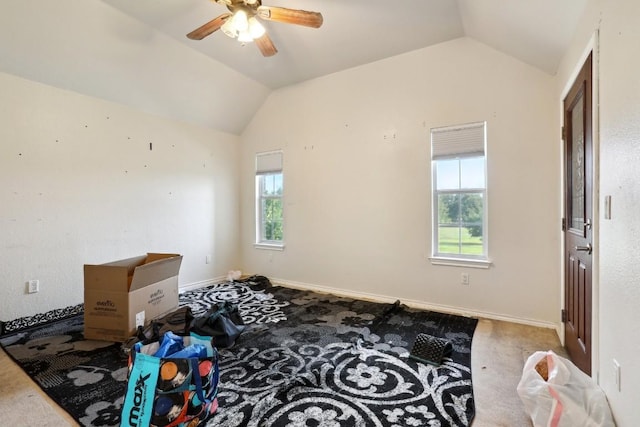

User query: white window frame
[255,151,284,250]
[430,122,490,268]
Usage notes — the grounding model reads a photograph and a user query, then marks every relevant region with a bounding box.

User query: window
[255,151,284,248]
[431,122,488,262]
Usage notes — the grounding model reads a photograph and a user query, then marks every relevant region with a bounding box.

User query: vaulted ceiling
[102,0,588,88]
[0,0,587,134]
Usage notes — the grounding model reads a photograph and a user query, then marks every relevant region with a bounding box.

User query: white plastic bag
[516,350,615,427]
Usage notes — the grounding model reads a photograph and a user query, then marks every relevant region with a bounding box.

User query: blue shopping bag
[120,332,219,427]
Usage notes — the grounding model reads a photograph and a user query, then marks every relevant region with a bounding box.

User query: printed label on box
[148,289,164,306]
[136,310,145,328]
[89,299,123,318]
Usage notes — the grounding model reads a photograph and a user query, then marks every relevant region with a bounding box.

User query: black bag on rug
[122,306,194,354]
[190,301,246,348]
[234,275,272,291]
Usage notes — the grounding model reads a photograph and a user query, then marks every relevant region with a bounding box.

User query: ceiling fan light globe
[232,10,249,32]
[221,19,237,38]
[248,17,265,39]
[237,29,253,43]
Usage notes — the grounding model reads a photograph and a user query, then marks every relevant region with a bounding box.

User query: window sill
[254,243,285,251]
[429,256,492,269]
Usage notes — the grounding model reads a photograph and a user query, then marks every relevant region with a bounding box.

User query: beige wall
[0,0,270,135]
[0,72,241,320]
[557,0,640,425]
[241,37,561,327]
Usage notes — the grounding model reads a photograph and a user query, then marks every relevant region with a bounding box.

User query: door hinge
[561,126,565,141]
[562,218,566,232]
[561,309,567,323]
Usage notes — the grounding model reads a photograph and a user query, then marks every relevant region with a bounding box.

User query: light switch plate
[604,195,612,220]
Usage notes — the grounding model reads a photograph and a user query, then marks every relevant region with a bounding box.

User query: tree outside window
[259,173,283,242]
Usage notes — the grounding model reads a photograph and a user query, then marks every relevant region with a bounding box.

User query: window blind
[256,151,282,174]
[431,122,486,160]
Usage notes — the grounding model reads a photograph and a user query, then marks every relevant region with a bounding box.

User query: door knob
[575,243,592,254]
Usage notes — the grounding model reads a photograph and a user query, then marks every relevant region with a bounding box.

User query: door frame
[559,31,600,379]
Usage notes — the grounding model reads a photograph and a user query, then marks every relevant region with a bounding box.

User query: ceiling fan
[186,0,323,57]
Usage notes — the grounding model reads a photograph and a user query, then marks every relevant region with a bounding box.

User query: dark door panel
[563,52,592,375]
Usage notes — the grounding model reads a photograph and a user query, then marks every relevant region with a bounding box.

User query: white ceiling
[101,0,588,89]
[0,0,587,134]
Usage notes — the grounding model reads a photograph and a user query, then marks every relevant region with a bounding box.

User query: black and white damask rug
[0,282,478,427]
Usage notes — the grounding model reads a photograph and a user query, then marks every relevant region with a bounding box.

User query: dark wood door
[563,53,593,375]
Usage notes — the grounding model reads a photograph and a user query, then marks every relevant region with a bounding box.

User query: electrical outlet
[613,359,621,391]
[461,273,470,285]
[27,279,39,294]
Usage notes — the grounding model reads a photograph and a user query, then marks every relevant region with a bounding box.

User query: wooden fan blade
[256,6,323,28]
[255,33,278,57]
[186,13,232,40]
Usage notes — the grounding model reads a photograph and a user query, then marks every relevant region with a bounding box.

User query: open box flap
[129,254,182,291]
[83,255,147,291]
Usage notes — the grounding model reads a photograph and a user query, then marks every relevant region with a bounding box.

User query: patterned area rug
[0,282,478,426]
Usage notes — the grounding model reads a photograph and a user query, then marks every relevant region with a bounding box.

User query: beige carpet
[0,347,76,426]
[0,318,565,426]
[471,319,567,426]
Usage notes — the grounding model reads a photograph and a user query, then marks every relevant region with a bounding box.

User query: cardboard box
[84,253,182,342]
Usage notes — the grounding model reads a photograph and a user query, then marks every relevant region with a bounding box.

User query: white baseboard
[272,277,560,335]
[178,276,226,293]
